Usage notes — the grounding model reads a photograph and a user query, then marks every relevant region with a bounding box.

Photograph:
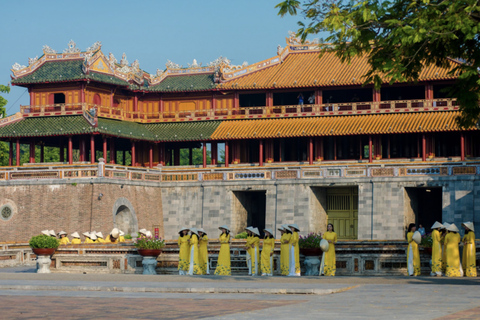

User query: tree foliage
[276,0,480,127]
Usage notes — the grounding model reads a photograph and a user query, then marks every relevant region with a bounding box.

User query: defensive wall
[0,160,479,242]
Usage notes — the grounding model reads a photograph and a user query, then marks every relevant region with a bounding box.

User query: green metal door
[326,187,358,239]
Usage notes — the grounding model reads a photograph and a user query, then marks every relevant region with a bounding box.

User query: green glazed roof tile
[96,118,156,140]
[144,121,222,141]
[147,73,216,92]
[0,116,93,138]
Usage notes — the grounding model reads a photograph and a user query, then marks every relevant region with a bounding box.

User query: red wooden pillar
[368,135,373,163]
[134,95,138,112]
[159,98,164,113]
[90,135,95,164]
[211,142,217,165]
[8,141,13,166]
[259,139,264,166]
[422,134,426,161]
[315,89,322,105]
[68,136,73,165]
[29,89,34,105]
[149,144,153,168]
[103,137,108,161]
[225,141,229,167]
[131,141,136,166]
[309,137,313,165]
[461,133,465,161]
[202,142,207,168]
[158,143,165,166]
[79,138,85,162]
[29,141,35,163]
[109,139,115,164]
[40,144,45,163]
[16,139,20,166]
[174,147,180,166]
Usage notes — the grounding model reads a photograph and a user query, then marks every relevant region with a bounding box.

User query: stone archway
[112,198,138,236]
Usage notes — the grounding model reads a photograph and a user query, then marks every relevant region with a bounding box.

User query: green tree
[276,0,480,127]
[0,85,10,165]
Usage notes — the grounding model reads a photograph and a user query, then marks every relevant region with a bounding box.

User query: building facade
[0,36,478,241]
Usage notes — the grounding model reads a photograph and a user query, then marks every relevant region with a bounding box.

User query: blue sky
[0,0,307,115]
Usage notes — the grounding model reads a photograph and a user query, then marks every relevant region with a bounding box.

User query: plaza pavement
[0,267,479,319]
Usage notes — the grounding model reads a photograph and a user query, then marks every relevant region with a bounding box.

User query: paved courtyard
[0,268,479,319]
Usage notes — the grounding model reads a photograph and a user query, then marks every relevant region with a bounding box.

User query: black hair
[285,229,292,234]
[407,223,416,232]
[327,223,335,232]
[179,230,188,237]
[220,230,230,237]
[264,234,274,239]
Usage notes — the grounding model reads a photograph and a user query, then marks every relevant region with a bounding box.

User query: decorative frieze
[10,171,59,180]
[302,170,322,178]
[370,168,394,177]
[202,173,224,181]
[162,174,198,181]
[275,170,297,179]
[452,166,476,175]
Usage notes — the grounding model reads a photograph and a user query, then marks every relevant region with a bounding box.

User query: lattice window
[0,205,13,221]
[327,195,351,211]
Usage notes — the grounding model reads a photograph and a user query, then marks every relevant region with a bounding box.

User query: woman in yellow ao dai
[323,223,338,276]
[177,227,190,275]
[58,231,70,245]
[445,223,462,277]
[70,232,82,244]
[406,223,421,276]
[462,222,477,277]
[198,229,209,275]
[261,229,275,276]
[250,228,261,276]
[430,222,444,276]
[214,226,231,275]
[187,229,202,275]
[279,226,291,276]
[288,224,301,276]
[244,227,254,275]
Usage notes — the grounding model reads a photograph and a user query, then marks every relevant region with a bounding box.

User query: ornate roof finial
[63,40,80,54]
[108,53,117,67]
[166,60,182,69]
[12,63,26,71]
[120,53,129,66]
[131,59,140,71]
[188,59,201,68]
[86,41,102,52]
[28,56,38,66]
[43,45,56,54]
[207,56,231,68]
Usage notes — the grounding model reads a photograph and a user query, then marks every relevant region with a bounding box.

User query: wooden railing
[19,98,459,123]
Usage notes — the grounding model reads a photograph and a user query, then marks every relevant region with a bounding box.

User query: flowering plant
[134,234,165,250]
[299,232,322,249]
[420,233,433,248]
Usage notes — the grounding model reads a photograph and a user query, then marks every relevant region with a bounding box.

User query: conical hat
[110,228,119,238]
[431,221,444,230]
[218,225,230,231]
[58,231,67,236]
[179,226,189,233]
[139,229,148,235]
[71,232,80,238]
[189,228,198,235]
[41,230,50,236]
[447,223,459,233]
[462,222,474,232]
[119,230,125,236]
[82,232,91,238]
[90,232,98,240]
[197,228,206,234]
[320,239,329,251]
[277,226,285,231]
[49,230,56,237]
[263,228,273,236]
[288,224,300,232]
[443,222,450,229]
[252,227,260,236]
[412,231,422,244]
[96,232,104,239]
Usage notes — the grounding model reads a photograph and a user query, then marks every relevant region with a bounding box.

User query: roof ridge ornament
[42,45,56,54]
[187,59,201,68]
[120,53,129,66]
[12,62,26,71]
[28,56,38,66]
[166,60,182,69]
[63,40,80,54]
[108,53,117,68]
[86,41,102,52]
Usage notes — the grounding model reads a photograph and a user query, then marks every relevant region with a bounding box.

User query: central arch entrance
[112,197,138,236]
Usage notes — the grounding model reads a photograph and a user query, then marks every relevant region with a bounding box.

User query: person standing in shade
[279,225,291,276]
[214,226,231,276]
[187,228,201,275]
[198,228,209,275]
[418,224,426,236]
[244,227,254,275]
[430,221,444,276]
[288,224,301,276]
[58,231,70,245]
[322,223,338,276]
[462,222,477,277]
[251,227,261,276]
[177,227,190,275]
[406,223,421,276]
[445,223,463,277]
[70,232,81,244]
[261,228,275,276]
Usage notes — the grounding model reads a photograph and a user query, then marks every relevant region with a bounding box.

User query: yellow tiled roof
[210,111,470,139]
[218,51,459,90]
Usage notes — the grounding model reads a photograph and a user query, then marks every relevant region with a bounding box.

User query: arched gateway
[112,198,138,236]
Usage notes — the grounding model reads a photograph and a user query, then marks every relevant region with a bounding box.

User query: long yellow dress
[59,237,70,245]
[245,235,253,274]
[188,234,202,275]
[251,236,260,275]
[178,234,190,273]
[289,231,300,275]
[462,231,477,277]
[441,236,447,273]
[214,233,231,275]
[198,235,209,275]
[280,233,291,275]
[407,232,421,276]
[431,229,443,275]
[71,238,81,244]
[105,235,118,243]
[261,237,275,275]
[445,232,462,277]
[323,231,337,276]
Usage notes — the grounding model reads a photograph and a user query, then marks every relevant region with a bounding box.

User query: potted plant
[420,233,433,254]
[29,234,59,256]
[134,234,165,257]
[299,233,323,256]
